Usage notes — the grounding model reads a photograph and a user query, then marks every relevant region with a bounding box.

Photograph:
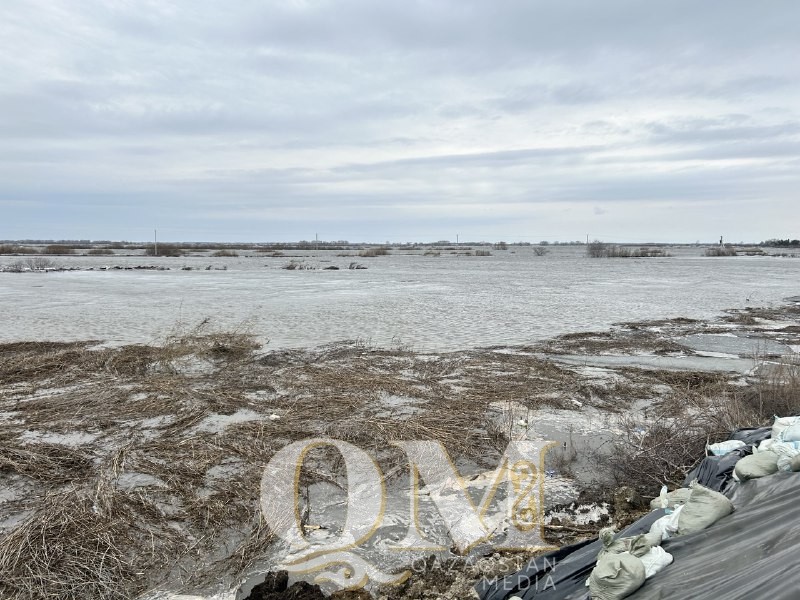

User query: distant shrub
[212,250,238,257]
[145,244,183,257]
[42,244,75,255]
[282,260,315,270]
[87,248,114,255]
[0,244,38,255]
[533,247,549,256]
[358,247,390,257]
[3,257,58,272]
[587,241,670,258]
[705,246,737,257]
[634,247,671,258]
[494,241,508,250]
[587,240,608,257]
[474,250,492,256]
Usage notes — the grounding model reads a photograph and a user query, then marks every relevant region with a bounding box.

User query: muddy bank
[0,300,798,599]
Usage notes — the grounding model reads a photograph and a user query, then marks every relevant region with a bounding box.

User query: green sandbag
[677,481,734,535]
[589,551,646,600]
[597,527,652,559]
[734,450,779,481]
[792,454,800,472]
[649,487,691,510]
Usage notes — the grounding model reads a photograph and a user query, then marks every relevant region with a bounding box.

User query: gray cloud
[0,0,799,242]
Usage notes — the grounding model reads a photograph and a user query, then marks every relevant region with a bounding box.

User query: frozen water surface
[0,246,798,350]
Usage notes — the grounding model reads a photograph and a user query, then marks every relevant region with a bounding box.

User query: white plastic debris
[707,440,746,456]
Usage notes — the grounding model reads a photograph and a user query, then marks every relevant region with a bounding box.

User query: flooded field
[1,245,799,599]
[1,246,798,350]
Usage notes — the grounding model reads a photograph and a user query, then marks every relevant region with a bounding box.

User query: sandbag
[677,481,734,535]
[781,423,800,442]
[597,527,652,559]
[793,454,800,472]
[772,415,800,440]
[734,449,779,481]
[589,551,646,600]
[772,442,800,472]
[649,487,691,510]
[639,545,673,579]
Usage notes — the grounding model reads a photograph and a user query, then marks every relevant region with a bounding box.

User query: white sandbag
[707,440,746,456]
[772,415,800,440]
[647,505,683,544]
[640,545,673,579]
[781,423,800,442]
[649,487,691,510]
[589,551,646,600]
[758,439,775,452]
[772,442,800,472]
[677,481,734,535]
[734,449,780,481]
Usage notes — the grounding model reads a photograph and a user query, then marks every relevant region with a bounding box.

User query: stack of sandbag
[588,526,673,599]
[646,481,734,543]
[733,415,800,480]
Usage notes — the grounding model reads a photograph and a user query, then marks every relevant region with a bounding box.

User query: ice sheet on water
[2,248,799,351]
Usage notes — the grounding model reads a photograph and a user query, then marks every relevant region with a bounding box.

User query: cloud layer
[1,0,798,242]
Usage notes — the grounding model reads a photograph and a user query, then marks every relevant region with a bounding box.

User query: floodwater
[0,246,797,351]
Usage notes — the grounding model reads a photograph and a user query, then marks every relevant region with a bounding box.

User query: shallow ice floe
[19,430,100,446]
[191,408,267,434]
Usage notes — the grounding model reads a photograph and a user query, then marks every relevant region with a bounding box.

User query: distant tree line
[761,239,800,247]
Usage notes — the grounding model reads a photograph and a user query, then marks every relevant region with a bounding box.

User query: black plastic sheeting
[476,511,667,600]
[478,425,800,600]
[728,427,772,445]
[682,445,752,492]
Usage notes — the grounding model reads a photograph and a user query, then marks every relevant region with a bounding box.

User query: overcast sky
[1,1,798,243]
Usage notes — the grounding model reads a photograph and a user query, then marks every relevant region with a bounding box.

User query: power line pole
[154,229,158,256]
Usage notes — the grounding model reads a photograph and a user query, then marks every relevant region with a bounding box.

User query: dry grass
[0,310,796,598]
[705,245,738,257]
[598,356,800,496]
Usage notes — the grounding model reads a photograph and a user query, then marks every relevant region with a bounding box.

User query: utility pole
[154,229,158,256]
